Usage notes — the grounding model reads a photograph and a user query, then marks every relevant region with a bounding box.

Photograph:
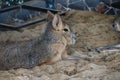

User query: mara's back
[0,38,49,70]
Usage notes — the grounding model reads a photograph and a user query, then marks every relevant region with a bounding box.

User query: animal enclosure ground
[0,10,120,80]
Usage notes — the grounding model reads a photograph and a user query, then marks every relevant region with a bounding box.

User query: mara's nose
[73,32,77,39]
[72,34,76,45]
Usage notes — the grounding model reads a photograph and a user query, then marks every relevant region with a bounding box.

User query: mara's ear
[47,11,54,21]
[52,14,63,30]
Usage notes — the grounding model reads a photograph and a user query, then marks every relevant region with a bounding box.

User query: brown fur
[0,11,76,70]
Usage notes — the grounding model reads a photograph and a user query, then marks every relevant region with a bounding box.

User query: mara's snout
[72,33,76,45]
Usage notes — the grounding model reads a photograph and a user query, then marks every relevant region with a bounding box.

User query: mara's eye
[64,28,68,32]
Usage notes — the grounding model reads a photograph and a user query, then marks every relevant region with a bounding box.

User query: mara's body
[0,11,76,70]
[113,15,120,31]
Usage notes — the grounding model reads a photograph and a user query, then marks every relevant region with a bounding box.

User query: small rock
[39,75,51,80]
[64,66,77,76]
[53,60,77,75]
[44,65,56,74]
[51,73,70,80]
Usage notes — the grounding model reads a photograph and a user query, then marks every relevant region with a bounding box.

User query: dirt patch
[93,51,120,72]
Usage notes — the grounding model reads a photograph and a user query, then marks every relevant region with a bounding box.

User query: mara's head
[46,11,76,45]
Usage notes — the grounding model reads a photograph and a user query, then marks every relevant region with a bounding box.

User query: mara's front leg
[61,49,69,59]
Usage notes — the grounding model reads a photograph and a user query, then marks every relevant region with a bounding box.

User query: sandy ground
[0,11,120,80]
